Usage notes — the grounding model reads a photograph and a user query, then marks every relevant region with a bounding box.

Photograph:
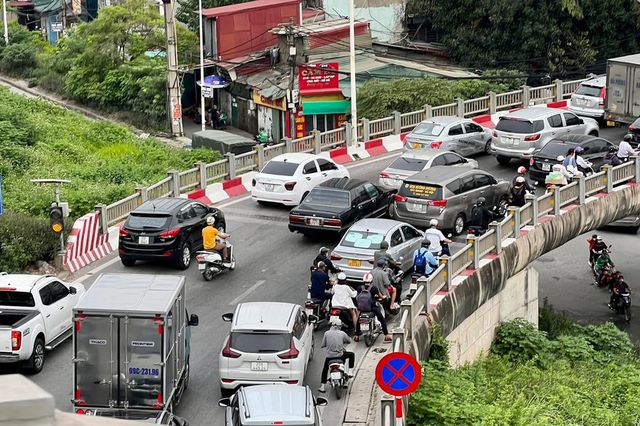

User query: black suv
[119,198,225,269]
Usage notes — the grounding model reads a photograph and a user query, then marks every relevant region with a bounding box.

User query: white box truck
[72,274,198,418]
[605,53,640,124]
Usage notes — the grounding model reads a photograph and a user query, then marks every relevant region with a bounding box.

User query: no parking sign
[375,352,422,423]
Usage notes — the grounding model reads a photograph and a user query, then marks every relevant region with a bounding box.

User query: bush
[0,43,38,77]
[491,318,550,363]
[539,298,576,339]
[0,212,62,272]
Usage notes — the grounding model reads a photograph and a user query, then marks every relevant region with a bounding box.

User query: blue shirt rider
[413,239,439,276]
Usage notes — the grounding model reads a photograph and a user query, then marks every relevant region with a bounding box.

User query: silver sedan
[404,116,493,157]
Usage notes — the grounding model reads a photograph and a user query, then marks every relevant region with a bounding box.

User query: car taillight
[252,178,256,187]
[394,194,407,202]
[599,87,606,105]
[492,131,497,138]
[324,219,342,227]
[530,158,535,166]
[330,308,341,316]
[289,214,305,224]
[119,228,129,236]
[379,171,389,178]
[222,337,241,358]
[75,409,85,415]
[330,254,342,261]
[630,124,638,131]
[430,199,447,207]
[430,141,443,149]
[524,134,541,142]
[278,339,299,359]
[11,330,21,350]
[367,259,375,265]
[159,228,180,238]
[284,181,297,191]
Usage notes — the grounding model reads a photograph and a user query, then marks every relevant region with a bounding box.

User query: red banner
[299,63,340,95]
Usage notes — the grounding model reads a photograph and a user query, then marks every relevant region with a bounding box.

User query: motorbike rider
[374,241,401,272]
[605,145,623,166]
[594,245,614,285]
[355,273,392,342]
[510,176,529,207]
[318,317,355,393]
[371,259,398,310]
[574,146,593,175]
[331,273,358,331]
[314,247,341,275]
[310,262,332,303]
[609,277,631,311]
[587,234,608,266]
[512,166,533,192]
[413,239,439,276]
[469,197,495,233]
[563,148,578,174]
[424,219,452,256]
[202,216,230,262]
[545,162,569,187]
[617,134,638,161]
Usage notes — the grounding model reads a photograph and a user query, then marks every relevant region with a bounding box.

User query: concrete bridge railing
[379,157,640,425]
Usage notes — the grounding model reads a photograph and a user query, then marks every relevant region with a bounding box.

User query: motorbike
[611,291,632,323]
[195,243,236,281]
[215,112,228,130]
[305,285,330,330]
[358,302,385,347]
[329,307,354,332]
[592,246,614,281]
[327,359,349,399]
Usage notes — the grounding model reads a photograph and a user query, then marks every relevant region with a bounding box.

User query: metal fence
[97,79,585,230]
[379,159,640,425]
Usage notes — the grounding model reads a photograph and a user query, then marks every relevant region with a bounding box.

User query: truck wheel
[120,257,136,267]
[176,243,191,270]
[496,155,511,166]
[26,337,45,374]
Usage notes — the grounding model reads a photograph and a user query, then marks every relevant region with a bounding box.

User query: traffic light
[49,205,64,234]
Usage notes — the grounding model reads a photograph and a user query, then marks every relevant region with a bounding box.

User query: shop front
[299,63,350,135]
[252,90,287,142]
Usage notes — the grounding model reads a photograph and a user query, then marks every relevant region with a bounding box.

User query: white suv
[568,75,606,119]
[219,302,315,395]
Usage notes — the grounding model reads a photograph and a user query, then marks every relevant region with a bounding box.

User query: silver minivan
[491,107,599,165]
[390,167,510,235]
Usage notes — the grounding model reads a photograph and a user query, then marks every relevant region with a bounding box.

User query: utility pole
[2,0,8,46]
[286,17,297,139]
[348,0,358,146]
[198,0,206,131]
[162,0,184,137]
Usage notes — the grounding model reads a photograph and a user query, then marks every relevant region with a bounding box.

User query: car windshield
[398,182,443,200]
[539,142,578,157]
[412,122,444,137]
[230,332,290,353]
[0,291,35,307]
[126,214,171,229]
[302,188,350,207]
[340,230,385,249]
[575,84,602,97]
[388,157,428,172]
[495,118,544,134]
[261,161,300,176]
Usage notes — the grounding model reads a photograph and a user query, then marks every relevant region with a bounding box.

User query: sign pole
[348,0,358,146]
[395,397,404,425]
[198,0,206,132]
[2,0,8,46]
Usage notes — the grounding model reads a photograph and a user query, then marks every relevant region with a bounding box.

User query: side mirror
[69,286,77,295]
[578,118,584,124]
[218,398,231,407]
[316,397,328,407]
[222,313,234,322]
[308,314,318,324]
[188,314,199,326]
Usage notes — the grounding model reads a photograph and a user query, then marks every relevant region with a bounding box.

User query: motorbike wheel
[229,256,236,271]
[202,268,214,281]
[364,331,374,347]
[624,305,631,323]
[333,383,343,400]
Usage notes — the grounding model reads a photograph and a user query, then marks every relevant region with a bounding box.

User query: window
[0,291,35,307]
[401,225,421,241]
[293,310,306,339]
[229,332,290,353]
[460,175,475,193]
[464,122,483,133]
[448,124,464,136]
[192,204,208,218]
[540,141,576,157]
[411,121,444,136]
[473,174,493,188]
[340,231,385,249]
[495,118,544,133]
[589,139,610,153]
[262,161,300,176]
[443,153,466,165]
[317,159,338,171]
[302,188,350,207]
[303,161,318,174]
[575,84,603,97]
[446,179,463,195]
[363,183,379,199]
[563,113,581,126]
[126,214,171,229]
[431,154,447,166]
[180,206,197,221]
[389,229,403,247]
[388,156,428,172]
[50,281,69,303]
[548,114,563,128]
[39,285,53,306]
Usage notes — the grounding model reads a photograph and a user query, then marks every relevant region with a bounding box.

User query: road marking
[72,255,120,284]
[229,280,266,305]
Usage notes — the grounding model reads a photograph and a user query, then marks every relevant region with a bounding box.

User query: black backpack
[356,288,374,312]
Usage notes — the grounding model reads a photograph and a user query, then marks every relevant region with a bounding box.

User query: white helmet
[206,216,215,226]
[362,272,373,283]
[515,176,525,184]
[337,272,347,282]
[429,219,438,227]
[329,316,342,327]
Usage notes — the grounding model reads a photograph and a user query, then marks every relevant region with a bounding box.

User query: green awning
[302,100,351,115]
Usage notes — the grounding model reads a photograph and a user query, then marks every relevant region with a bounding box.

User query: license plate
[541,163,551,171]
[138,236,149,245]
[407,202,426,213]
[251,362,268,371]
[330,371,342,380]
[360,323,370,331]
[347,259,361,267]
[264,184,275,192]
[502,137,513,145]
[307,218,321,226]
[412,143,422,149]
[198,263,206,270]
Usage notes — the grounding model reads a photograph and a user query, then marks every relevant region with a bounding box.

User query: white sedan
[251,153,349,206]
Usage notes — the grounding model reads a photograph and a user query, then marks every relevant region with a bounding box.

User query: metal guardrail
[99,79,585,227]
[380,158,640,425]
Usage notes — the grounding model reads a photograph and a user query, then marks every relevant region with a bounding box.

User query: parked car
[491,107,600,164]
[289,178,394,236]
[91,409,189,425]
[379,149,478,190]
[628,117,640,147]
[219,384,327,426]
[390,166,510,235]
[330,218,424,282]
[568,74,606,119]
[404,116,492,156]
[528,135,615,182]
[251,153,349,206]
[219,302,315,395]
[0,273,85,373]
[606,215,640,234]
[118,198,225,269]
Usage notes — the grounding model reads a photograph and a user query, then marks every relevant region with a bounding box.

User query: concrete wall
[447,267,538,367]
[322,0,406,43]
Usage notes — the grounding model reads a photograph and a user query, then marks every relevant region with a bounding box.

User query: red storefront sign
[299,63,340,95]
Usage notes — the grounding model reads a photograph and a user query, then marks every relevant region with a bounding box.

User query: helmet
[596,235,603,242]
[362,272,373,283]
[515,176,525,184]
[477,197,486,205]
[421,239,431,247]
[380,241,389,250]
[376,258,387,267]
[319,247,329,255]
[317,261,326,269]
[575,146,584,154]
[429,219,438,227]
[624,134,633,142]
[337,272,347,281]
[329,316,342,327]
[517,166,527,174]
[206,216,215,226]
[557,155,565,162]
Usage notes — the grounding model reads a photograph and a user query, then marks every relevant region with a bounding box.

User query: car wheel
[176,242,191,270]
[496,155,511,166]
[120,257,136,267]
[26,337,45,374]
[453,214,466,236]
[257,200,268,206]
[217,224,225,233]
[301,191,310,202]
[484,140,492,154]
[589,130,599,136]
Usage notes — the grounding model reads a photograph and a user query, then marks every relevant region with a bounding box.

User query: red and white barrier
[64,212,114,273]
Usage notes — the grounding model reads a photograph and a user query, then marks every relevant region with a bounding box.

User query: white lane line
[72,255,120,284]
[228,280,266,305]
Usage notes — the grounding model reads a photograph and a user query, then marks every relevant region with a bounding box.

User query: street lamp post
[2,0,9,46]
[348,0,357,146]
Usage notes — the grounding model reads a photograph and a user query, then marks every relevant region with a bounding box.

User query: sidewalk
[181,116,254,141]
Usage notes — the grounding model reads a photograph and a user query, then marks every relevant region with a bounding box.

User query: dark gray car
[390,167,511,235]
[404,116,493,156]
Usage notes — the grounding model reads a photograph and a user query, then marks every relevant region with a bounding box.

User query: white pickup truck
[0,273,85,373]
